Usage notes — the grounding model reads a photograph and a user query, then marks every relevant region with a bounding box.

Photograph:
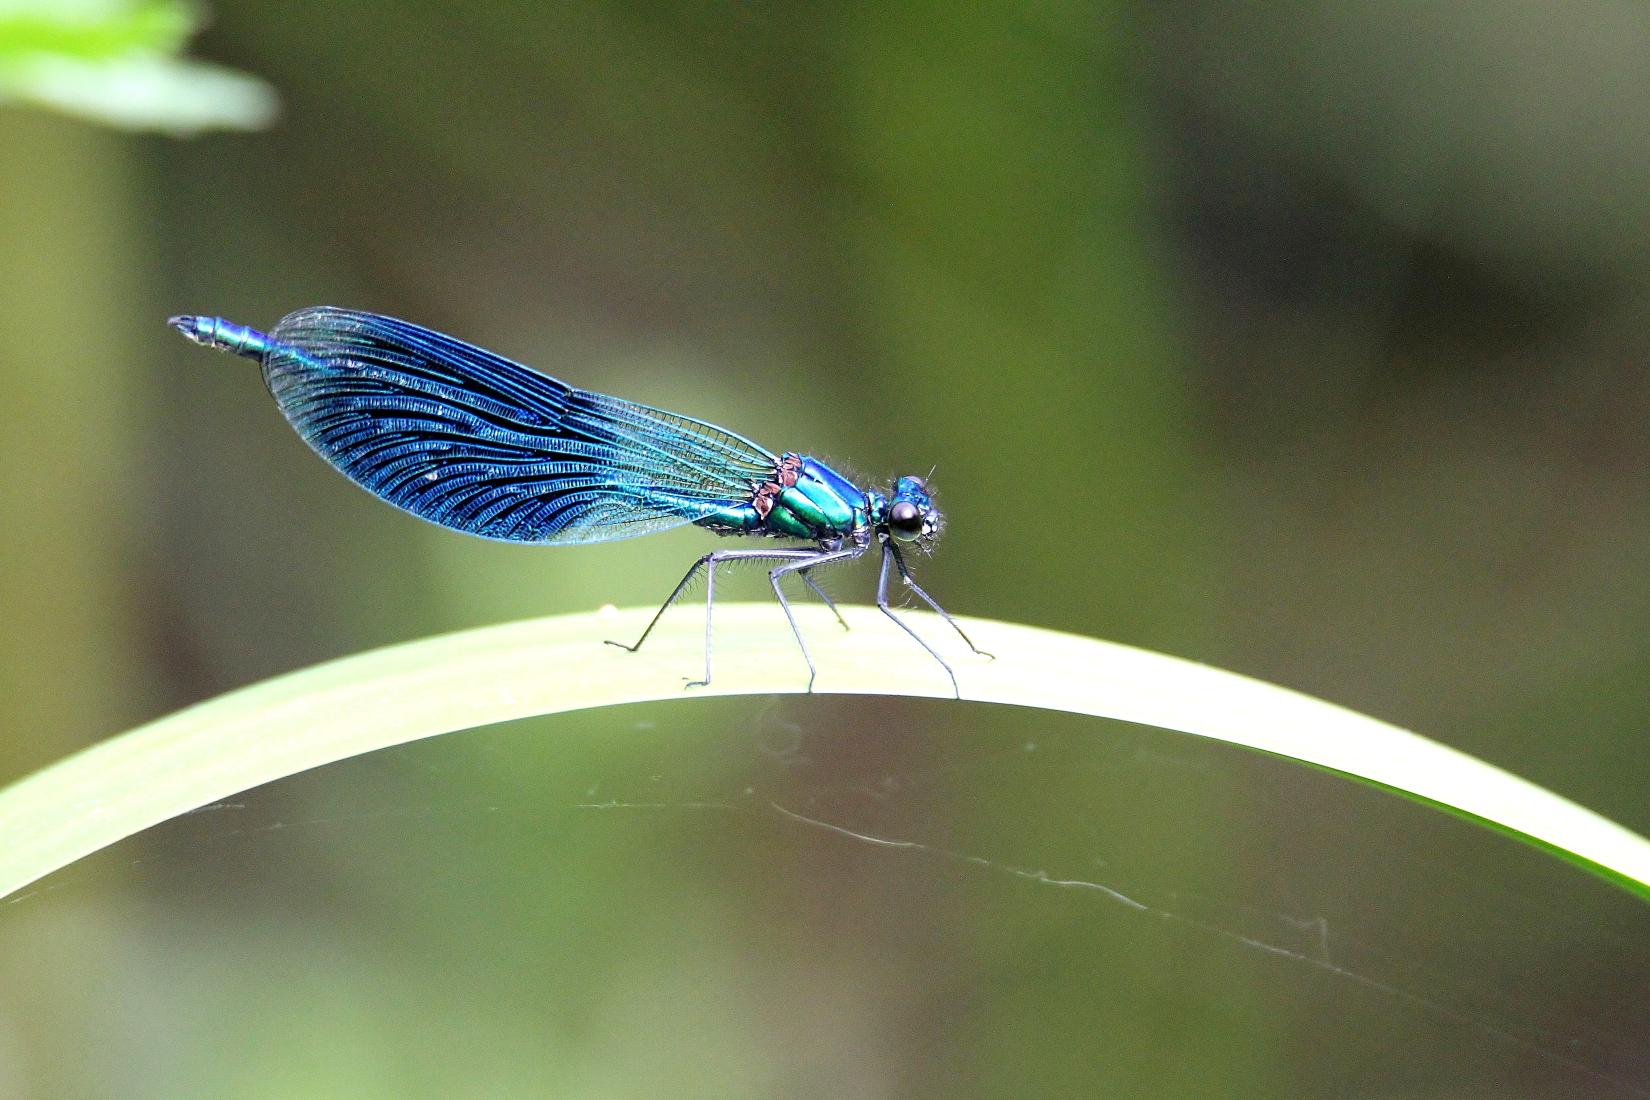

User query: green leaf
[2,604,1647,904]
[0,0,193,60]
[0,53,276,133]
[0,0,276,133]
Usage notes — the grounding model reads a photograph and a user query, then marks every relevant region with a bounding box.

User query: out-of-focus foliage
[0,0,273,132]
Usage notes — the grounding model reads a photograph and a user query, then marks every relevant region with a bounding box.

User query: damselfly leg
[799,567,850,630]
[886,542,994,661]
[876,541,962,698]
[607,546,860,688]
[768,545,865,691]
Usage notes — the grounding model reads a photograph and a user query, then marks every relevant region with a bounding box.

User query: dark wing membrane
[261,307,777,544]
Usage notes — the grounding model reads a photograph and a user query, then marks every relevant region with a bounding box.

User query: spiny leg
[888,542,994,660]
[768,545,866,691]
[876,541,961,698]
[607,547,820,688]
[605,552,713,655]
[799,567,850,631]
[689,549,820,687]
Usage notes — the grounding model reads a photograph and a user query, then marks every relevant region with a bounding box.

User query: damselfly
[170,308,989,694]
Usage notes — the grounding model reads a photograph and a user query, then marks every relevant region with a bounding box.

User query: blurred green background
[4,2,1650,1097]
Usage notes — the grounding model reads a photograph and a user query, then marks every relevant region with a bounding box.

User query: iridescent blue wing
[259,307,777,544]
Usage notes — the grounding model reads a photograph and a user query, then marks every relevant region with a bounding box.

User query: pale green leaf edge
[0,0,279,133]
[2,604,1647,905]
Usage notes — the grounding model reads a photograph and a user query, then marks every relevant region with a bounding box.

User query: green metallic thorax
[693,453,871,543]
[765,483,853,539]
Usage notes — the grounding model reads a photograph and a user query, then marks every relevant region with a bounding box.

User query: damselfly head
[886,474,943,547]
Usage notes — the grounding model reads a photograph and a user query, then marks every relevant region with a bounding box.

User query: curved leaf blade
[1,604,1646,904]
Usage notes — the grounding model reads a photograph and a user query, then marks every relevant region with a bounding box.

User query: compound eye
[888,500,923,541]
